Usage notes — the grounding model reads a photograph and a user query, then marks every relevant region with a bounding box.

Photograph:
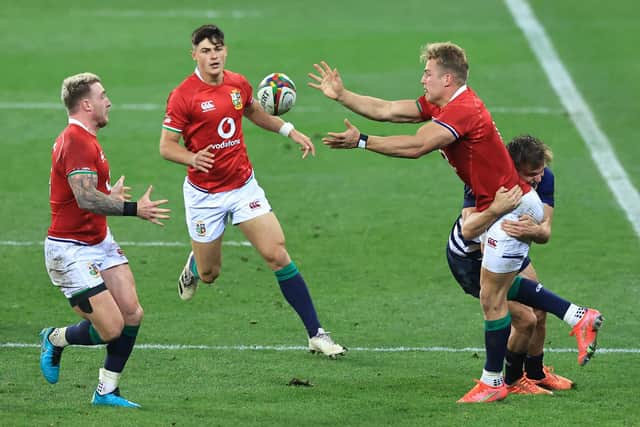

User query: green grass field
[1,0,639,425]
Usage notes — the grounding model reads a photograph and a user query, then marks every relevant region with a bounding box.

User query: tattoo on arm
[68,173,124,216]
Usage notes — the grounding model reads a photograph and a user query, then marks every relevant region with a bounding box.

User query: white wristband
[279,122,294,137]
[357,133,368,149]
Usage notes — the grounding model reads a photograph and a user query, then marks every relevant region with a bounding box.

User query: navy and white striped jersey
[447,167,555,259]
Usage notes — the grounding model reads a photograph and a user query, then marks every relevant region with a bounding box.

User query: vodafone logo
[217,117,236,139]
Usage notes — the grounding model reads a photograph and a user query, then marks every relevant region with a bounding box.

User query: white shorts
[44,229,128,299]
[481,190,544,273]
[183,175,272,243]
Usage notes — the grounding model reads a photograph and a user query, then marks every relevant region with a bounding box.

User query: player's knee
[99,319,125,342]
[513,311,537,335]
[199,267,220,284]
[479,292,505,316]
[262,245,289,271]
[123,304,144,325]
[514,319,536,336]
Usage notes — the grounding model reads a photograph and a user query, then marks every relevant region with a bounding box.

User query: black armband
[123,201,137,216]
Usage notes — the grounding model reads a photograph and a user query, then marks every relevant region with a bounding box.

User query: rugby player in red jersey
[309,43,602,401]
[159,25,345,358]
[40,72,170,408]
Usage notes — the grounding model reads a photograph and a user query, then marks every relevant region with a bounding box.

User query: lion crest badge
[230,89,243,110]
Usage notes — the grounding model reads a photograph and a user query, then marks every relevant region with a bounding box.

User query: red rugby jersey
[163,69,255,193]
[48,120,110,244]
[417,87,530,211]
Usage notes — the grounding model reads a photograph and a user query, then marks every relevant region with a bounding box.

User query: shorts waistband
[186,171,255,194]
[46,236,89,246]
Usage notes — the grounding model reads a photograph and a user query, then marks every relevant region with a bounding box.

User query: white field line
[1,342,638,353]
[506,0,640,239]
[0,240,251,247]
[0,102,563,115]
[75,9,263,19]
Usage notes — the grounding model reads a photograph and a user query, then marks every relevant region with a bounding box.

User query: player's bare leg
[458,269,513,403]
[239,213,346,358]
[178,237,223,300]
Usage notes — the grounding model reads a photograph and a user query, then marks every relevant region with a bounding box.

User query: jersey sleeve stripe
[433,119,459,139]
[162,124,182,133]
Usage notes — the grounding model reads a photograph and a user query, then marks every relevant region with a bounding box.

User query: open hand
[288,129,316,159]
[308,61,345,101]
[111,175,132,201]
[322,119,360,149]
[136,185,171,226]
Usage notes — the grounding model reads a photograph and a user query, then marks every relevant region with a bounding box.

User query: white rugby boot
[308,328,347,359]
[178,251,199,301]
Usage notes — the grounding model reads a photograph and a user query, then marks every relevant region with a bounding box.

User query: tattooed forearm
[68,173,124,216]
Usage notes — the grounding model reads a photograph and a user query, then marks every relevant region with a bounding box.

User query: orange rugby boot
[529,366,574,391]
[507,376,553,395]
[569,308,604,366]
[457,380,508,403]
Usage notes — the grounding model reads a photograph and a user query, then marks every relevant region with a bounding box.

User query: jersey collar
[448,84,468,103]
[68,118,91,133]
[194,67,225,85]
[194,66,205,82]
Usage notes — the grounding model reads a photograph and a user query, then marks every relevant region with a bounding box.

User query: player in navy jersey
[448,135,602,394]
[159,24,345,358]
[309,43,603,402]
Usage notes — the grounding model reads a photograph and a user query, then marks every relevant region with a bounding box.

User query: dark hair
[192,24,225,46]
[507,135,553,169]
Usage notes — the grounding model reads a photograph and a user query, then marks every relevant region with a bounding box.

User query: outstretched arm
[308,61,423,123]
[322,119,454,159]
[69,174,170,225]
[244,100,315,159]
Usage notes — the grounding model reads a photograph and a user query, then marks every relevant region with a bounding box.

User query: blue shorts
[446,246,531,299]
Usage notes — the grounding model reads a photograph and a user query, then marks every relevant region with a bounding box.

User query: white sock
[96,368,121,396]
[563,304,586,327]
[316,328,325,336]
[480,369,504,387]
[48,327,69,347]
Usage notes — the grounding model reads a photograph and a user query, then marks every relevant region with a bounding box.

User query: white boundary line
[0,240,251,247]
[76,9,263,19]
[505,0,640,238]
[0,102,563,115]
[2,342,638,353]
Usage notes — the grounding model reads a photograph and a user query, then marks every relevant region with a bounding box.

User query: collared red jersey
[417,88,530,211]
[48,123,110,245]
[163,69,254,193]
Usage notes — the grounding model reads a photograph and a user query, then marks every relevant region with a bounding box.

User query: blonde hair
[420,42,469,84]
[61,72,101,112]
